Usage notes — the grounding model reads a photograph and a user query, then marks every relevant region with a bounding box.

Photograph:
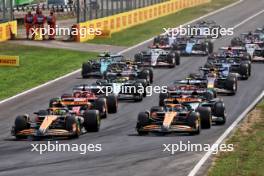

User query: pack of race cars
[11,21,264,139]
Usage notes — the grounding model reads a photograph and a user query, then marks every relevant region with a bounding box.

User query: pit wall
[0,21,17,42]
[77,0,211,42]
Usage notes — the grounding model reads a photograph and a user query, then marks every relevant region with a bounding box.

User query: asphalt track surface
[1,0,264,175]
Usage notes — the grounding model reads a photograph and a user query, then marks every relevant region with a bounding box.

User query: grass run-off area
[208,100,264,176]
[89,0,237,46]
[0,43,97,100]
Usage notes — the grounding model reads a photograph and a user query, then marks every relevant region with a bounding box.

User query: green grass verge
[208,99,264,176]
[89,0,237,46]
[0,43,97,100]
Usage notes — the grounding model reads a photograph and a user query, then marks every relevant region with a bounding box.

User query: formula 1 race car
[216,46,251,61]
[206,52,251,80]
[136,102,212,135]
[244,43,264,62]
[105,62,154,83]
[95,76,149,102]
[159,83,217,106]
[187,67,238,95]
[192,20,222,38]
[11,107,100,139]
[231,32,264,48]
[173,36,214,56]
[134,48,180,68]
[152,35,176,49]
[49,93,108,119]
[71,84,118,113]
[159,93,226,125]
[81,53,124,78]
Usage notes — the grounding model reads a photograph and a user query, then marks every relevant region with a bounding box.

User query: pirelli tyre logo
[0,55,19,67]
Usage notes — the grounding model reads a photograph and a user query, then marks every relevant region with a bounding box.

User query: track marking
[211,7,264,42]
[188,91,264,176]
[0,0,243,105]
[233,9,264,29]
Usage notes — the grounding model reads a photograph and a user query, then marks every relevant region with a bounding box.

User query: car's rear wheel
[214,102,226,125]
[175,52,180,65]
[65,116,80,138]
[239,63,250,80]
[106,95,118,113]
[167,54,176,68]
[225,75,237,95]
[197,107,212,129]
[188,112,201,135]
[83,110,100,132]
[82,62,92,78]
[95,98,107,119]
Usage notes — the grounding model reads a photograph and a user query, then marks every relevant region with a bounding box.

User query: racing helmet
[53,108,67,116]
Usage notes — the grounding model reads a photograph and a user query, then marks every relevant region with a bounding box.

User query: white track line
[233,9,264,29]
[188,91,264,176]
[0,0,243,105]
[187,7,264,176]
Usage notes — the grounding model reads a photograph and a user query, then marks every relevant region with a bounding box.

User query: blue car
[174,36,214,56]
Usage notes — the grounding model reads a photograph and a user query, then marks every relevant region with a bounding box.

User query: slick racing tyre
[167,54,176,68]
[214,102,226,125]
[197,107,212,129]
[106,94,118,113]
[136,79,148,97]
[82,62,92,78]
[14,115,30,139]
[83,110,100,132]
[175,52,181,65]
[140,68,154,84]
[188,112,201,135]
[95,98,107,119]
[134,83,144,101]
[225,74,238,95]
[136,112,150,136]
[239,63,250,80]
[138,70,151,84]
[65,116,81,138]
[134,93,143,102]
